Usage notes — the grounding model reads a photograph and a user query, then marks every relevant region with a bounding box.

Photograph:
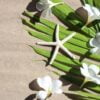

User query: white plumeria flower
[83,4,100,24]
[89,32,100,54]
[80,63,100,88]
[36,75,63,100]
[36,0,64,17]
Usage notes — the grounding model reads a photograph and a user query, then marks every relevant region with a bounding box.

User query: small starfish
[37,24,76,65]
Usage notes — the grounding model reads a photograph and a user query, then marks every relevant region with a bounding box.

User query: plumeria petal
[96,75,100,84]
[80,67,89,77]
[53,89,63,94]
[89,64,100,74]
[36,1,49,11]
[80,63,91,77]
[36,75,63,99]
[83,4,94,16]
[80,63,100,86]
[92,6,100,16]
[91,76,100,85]
[37,75,52,91]
[89,32,100,54]
[41,8,52,17]
[89,38,96,47]
[83,4,100,23]
[88,67,96,77]
[36,91,48,100]
[36,3,45,11]
[36,0,64,17]
[52,80,62,94]
[89,38,99,47]
[52,80,62,88]
[96,33,100,43]
[82,63,88,70]
[82,63,90,77]
[95,48,100,54]
[90,47,99,54]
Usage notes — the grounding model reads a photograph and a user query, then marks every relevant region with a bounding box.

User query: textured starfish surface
[37,24,76,64]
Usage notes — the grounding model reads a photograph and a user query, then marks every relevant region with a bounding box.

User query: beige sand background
[0,0,82,100]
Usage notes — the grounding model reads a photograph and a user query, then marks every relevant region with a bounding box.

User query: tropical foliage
[22,0,100,99]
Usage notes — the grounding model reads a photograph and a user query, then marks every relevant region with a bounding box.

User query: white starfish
[37,24,76,65]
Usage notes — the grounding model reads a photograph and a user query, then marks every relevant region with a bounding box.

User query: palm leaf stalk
[23,11,90,42]
[32,46,100,93]
[22,15,100,61]
[75,91,100,100]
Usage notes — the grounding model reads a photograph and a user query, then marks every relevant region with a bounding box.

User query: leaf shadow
[44,25,58,66]
[59,70,98,91]
[25,94,36,100]
[23,11,42,24]
[59,74,82,87]
[60,72,99,100]
[66,12,91,37]
[30,13,42,24]
[53,6,94,37]
[25,79,44,100]
[58,72,98,99]
[79,50,91,62]
[22,0,43,24]
[29,79,42,91]
[63,92,87,100]
[59,74,86,100]
[26,0,38,12]
[53,8,89,35]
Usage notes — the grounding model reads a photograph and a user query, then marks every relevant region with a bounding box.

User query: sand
[0,0,81,100]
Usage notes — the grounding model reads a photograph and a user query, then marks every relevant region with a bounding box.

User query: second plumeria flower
[80,63,100,88]
[36,0,64,17]
[89,32,100,54]
[36,75,63,100]
[83,4,100,24]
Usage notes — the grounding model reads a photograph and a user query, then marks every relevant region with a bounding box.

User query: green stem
[80,78,88,89]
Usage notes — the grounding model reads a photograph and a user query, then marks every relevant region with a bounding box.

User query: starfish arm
[49,46,59,65]
[61,32,76,44]
[55,24,60,41]
[37,41,57,46]
[61,45,75,59]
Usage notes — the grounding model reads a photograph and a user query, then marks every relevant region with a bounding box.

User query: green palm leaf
[22,0,100,99]
[22,11,100,61]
